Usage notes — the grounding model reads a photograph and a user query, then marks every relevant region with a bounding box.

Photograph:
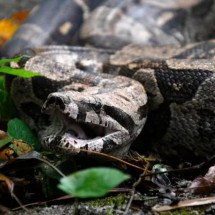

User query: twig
[36,156,66,178]
[60,147,150,172]
[124,161,151,214]
[123,173,144,215]
[11,191,29,212]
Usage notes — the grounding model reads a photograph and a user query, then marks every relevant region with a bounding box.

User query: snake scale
[3,0,215,162]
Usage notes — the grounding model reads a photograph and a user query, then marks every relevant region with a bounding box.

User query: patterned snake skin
[4,0,215,162]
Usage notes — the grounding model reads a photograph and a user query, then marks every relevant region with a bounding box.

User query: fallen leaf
[153,196,215,212]
[0,173,14,192]
[0,130,8,140]
[0,146,15,160]
[0,11,28,47]
[11,11,28,23]
[188,165,215,194]
[0,130,13,149]
[10,139,33,156]
[7,118,41,150]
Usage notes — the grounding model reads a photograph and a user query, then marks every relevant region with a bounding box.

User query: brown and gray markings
[80,0,215,48]
[10,40,215,161]
[6,0,215,162]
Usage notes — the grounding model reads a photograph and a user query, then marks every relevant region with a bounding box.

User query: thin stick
[60,147,150,172]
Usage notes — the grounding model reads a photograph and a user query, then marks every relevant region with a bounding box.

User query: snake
[3,0,215,162]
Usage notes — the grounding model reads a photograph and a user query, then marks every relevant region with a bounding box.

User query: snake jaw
[40,74,147,156]
[41,92,130,154]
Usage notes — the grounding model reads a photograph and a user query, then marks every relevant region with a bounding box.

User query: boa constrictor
[5,0,215,162]
[9,41,215,161]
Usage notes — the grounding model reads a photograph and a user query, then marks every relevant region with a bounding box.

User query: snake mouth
[59,112,115,147]
[42,109,118,153]
[64,120,111,141]
[41,93,130,154]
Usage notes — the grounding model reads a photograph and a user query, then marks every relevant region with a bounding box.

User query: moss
[76,194,129,215]
[86,193,128,208]
[160,207,204,215]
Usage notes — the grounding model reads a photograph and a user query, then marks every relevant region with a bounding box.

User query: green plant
[58,167,130,198]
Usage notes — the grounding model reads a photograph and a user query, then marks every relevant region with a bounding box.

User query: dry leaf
[153,196,215,212]
[0,130,7,140]
[0,147,15,160]
[0,173,14,192]
[11,139,33,156]
[0,138,33,161]
[0,11,28,47]
[188,166,215,194]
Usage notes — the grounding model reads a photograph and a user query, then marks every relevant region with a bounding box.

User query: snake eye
[16,48,36,67]
[19,48,36,57]
[92,102,102,114]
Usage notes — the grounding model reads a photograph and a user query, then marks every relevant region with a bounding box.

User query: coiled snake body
[5,0,215,162]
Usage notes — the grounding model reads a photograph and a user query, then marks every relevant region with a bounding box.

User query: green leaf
[7,118,41,150]
[0,135,13,149]
[58,167,130,198]
[0,56,24,65]
[0,66,40,78]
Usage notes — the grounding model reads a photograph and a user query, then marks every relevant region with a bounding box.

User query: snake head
[40,77,147,157]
